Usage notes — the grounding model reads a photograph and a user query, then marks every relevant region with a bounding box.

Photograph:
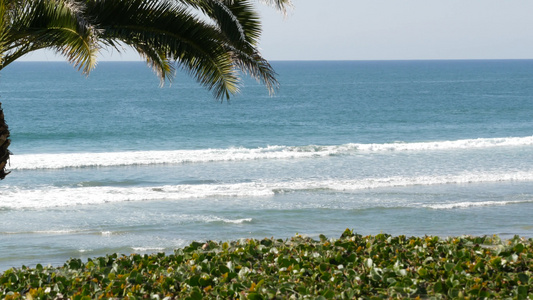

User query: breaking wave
[2,170,533,209]
[10,136,533,170]
[423,200,533,210]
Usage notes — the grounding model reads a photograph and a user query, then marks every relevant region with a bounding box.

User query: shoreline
[2,231,532,272]
[2,230,532,298]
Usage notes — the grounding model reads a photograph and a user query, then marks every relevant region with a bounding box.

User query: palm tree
[0,102,10,179]
[0,0,292,179]
[1,0,99,179]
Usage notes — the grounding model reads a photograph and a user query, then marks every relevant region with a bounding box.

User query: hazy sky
[18,0,533,61]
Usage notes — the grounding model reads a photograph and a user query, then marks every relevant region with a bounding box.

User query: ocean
[1,60,532,271]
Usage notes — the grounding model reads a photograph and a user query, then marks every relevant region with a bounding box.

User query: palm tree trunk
[0,102,11,179]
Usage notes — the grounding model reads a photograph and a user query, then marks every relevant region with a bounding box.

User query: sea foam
[423,200,533,210]
[2,171,532,209]
[10,136,533,170]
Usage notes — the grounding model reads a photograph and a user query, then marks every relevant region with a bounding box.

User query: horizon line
[13,58,533,63]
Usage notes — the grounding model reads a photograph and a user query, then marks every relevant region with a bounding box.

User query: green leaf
[340,228,353,238]
[433,281,443,293]
[297,286,309,295]
[218,265,230,274]
[518,273,529,284]
[187,287,203,300]
[468,288,480,296]
[247,293,263,300]
[444,263,455,272]
[448,288,460,298]
[513,243,525,253]
[320,273,331,282]
[188,274,201,287]
[319,263,329,272]
[322,289,335,299]
[517,285,528,296]
[135,273,143,284]
[68,259,82,270]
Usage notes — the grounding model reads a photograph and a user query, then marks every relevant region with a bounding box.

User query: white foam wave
[225,218,253,224]
[131,247,166,252]
[298,171,533,192]
[10,136,533,170]
[207,217,253,224]
[0,182,276,209]
[0,229,82,235]
[355,136,533,152]
[2,171,533,209]
[165,214,252,225]
[424,200,533,210]
[34,230,78,234]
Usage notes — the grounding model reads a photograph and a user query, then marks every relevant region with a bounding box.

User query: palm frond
[217,0,279,94]
[1,0,283,98]
[197,0,251,46]
[257,0,293,15]
[222,0,262,47]
[175,0,258,47]
[0,1,7,64]
[228,46,278,95]
[87,0,241,100]
[132,43,175,86]
[1,0,98,73]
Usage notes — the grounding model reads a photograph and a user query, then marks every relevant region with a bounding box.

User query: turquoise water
[1,60,533,271]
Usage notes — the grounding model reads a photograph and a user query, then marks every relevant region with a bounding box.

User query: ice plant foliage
[1,230,532,299]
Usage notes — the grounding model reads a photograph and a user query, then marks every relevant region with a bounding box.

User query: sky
[18,0,533,62]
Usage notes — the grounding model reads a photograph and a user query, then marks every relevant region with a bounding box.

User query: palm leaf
[1,0,98,73]
[89,0,280,99]
[257,0,293,15]
[87,0,241,99]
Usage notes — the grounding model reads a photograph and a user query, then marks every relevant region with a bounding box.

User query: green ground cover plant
[1,229,532,299]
